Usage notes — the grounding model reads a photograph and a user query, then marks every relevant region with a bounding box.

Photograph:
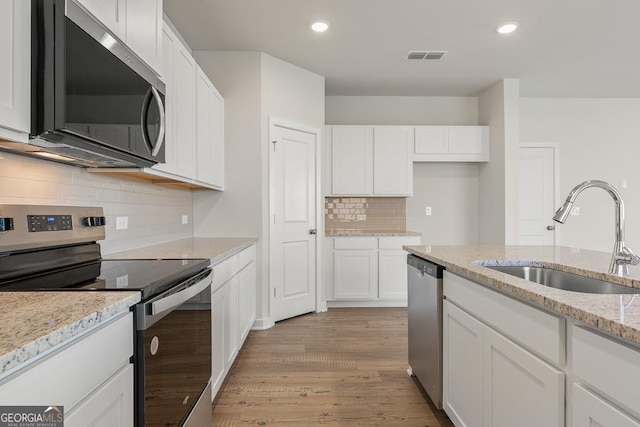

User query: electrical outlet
[621,179,628,189]
[182,214,188,225]
[425,206,432,216]
[116,216,128,230]
[570,207,580,216]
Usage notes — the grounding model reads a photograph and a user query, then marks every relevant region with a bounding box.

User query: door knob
[309,229,317,235]
[547,225,555,231]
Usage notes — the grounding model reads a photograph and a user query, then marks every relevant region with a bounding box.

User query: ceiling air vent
[406,51,447,60]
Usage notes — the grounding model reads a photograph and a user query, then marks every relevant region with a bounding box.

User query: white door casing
[519,144,558,245]
[269,119,319,323]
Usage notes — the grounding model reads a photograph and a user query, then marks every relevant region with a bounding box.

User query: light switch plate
[182,214,188,225]
[425,206,432,216]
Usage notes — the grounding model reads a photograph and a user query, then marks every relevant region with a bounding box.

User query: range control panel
[0,205,106,253]
[27,215,73,232]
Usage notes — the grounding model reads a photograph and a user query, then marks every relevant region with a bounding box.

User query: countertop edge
[404,245,640,347]
[0,292,140,379]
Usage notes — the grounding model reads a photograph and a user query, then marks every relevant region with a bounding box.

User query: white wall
[326,96,478,125]
[193,51,325,327]
[0,152,193,255]
[325,95,481,244]
[520,98,640,252]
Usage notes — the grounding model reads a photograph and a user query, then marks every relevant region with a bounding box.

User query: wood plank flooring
[212,307,454,426]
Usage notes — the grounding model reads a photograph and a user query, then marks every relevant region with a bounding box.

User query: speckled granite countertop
[105,237,258,264]
[404,245,640,346]
[326,230,422,237]
[0,291,140,378]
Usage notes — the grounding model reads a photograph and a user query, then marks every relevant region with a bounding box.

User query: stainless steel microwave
[23,0,166,168]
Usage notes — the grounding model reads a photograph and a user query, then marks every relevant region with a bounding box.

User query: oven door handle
[150,271,212,316]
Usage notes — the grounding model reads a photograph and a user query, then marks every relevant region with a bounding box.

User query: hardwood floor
[212,307,454,426]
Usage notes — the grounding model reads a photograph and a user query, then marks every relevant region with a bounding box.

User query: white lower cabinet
[443,301,483,427]
[443,272,564,427]
[210,244,256,401]
[0,313,134,426]
[334,249,377,299]
[326,235,421,305]
[483,326,564,427]
[573,383,640,427]
[65,364,134,427]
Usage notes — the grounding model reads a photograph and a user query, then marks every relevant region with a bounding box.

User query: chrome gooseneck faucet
[553,180,640,276]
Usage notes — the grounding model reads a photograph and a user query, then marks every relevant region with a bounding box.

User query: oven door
[135,269,212,427]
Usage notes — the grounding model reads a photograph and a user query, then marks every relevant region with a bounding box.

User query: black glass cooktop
[0,258,210,299]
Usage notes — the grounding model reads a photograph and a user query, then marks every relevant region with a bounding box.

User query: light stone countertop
[0,291,140,379]
[326,229,422,237]
[404,245,640,346]
[105,237,258,264]
[1,237,256,380]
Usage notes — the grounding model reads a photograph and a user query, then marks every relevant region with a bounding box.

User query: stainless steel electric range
[0,204,212,427]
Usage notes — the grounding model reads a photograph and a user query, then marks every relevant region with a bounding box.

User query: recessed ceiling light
[311,21,329,33]
[496,22,519,34]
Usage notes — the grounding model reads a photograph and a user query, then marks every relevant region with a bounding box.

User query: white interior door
[519,145,557,245]
[270,122,317,323]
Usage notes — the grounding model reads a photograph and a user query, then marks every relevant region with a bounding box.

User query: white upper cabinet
[123,0,162,75]
[76,0,162,76]
[327,125,412,196]
[0,0,30,139]
[414,125,489,162]
[330,126,374,195]
[195,65,225,190]
[373,126,413,195]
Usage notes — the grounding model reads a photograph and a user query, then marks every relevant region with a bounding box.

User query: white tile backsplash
[0,152,193,255]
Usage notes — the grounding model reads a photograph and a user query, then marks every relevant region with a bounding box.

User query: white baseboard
[251,317,275,330]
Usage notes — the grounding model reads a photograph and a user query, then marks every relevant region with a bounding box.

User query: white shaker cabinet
[573,383,640,427]
[124,0,162,75]
[414,126,489,162]
[210,244,256,401]
[326,235,420,305]
[443,300,483,427]
[76,0,162,76]
[443,272,564,427]
[0,313,134,426]
[327,126,413,196]
[171,33,196,178]
[0,0,30,140]
[330,126,374,195]
[195,65,225,190]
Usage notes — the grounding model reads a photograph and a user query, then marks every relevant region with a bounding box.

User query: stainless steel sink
[483,265,638,294]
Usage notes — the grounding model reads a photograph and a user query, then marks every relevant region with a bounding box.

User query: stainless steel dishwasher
[407,254,444,409]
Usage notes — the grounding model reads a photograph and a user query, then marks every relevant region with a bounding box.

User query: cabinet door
[443,301,483,427]
[330,126,374,195]
[448,126,483,154]
[373,126,413,195]
[152,23,175,174]
[226,275,239,369]
[378,249,409,299]
[195,66,225,189]
[237,260,256,347]
[76,0,125,37]
[414,126,448,154]
[211,283,228,400]
[124,0,162,74]
[573,383,640,427]
[483,327,564,427]
[172,37,196,178]
[0,0,30,135]
[333,249,377,299]
[65,365,134,427]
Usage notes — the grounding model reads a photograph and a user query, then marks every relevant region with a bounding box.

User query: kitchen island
[405,244,640,427]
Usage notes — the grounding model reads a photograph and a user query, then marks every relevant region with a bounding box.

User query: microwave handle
[150,87,165,157]
[140,86,166,157]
